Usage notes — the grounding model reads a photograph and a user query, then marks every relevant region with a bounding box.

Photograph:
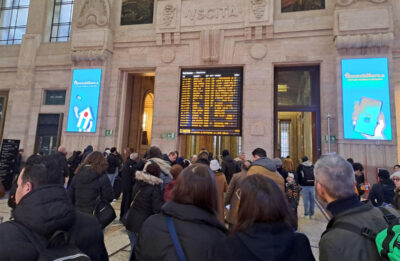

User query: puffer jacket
[124,171,163,233]
[67,165,113,214]
[212,222,314,261]
[0,185,108,261]
[247,157,284,192]
[135,200,227,261]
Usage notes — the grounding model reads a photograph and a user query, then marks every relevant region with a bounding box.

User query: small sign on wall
[105,129,114,136]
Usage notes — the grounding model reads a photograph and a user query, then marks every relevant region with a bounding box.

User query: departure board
[179,68,242,136]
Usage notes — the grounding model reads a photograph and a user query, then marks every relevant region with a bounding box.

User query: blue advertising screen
[67,68,102,133]
[342,58,392,140]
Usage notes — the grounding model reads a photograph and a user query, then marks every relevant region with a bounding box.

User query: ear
[23,181,33,195]
[316,182,326,198]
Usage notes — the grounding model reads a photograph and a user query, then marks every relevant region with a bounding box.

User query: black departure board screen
[179,68,242,136]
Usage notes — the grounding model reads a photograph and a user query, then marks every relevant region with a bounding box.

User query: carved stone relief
[71,49,111,62]
[336,0,388,7]
[77,0,110,28]
[250,43,267,60]
[335,32,393,49]
[251,0,266,20]
[201,29,222,63]
[162,4,176,26]
[161,48,176,63]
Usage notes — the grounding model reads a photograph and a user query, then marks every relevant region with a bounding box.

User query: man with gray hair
[316,154,399,261]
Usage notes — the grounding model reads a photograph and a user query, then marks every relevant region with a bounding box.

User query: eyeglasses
[393,178,400,182]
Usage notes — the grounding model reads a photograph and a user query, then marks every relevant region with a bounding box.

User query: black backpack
[11,221,91,261]
[301,165,315,185]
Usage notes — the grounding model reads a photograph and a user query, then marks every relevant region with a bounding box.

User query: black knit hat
[378,169,390,180]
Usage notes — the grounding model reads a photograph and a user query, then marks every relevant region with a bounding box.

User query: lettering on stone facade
[183,5,242,21]
[336,0,387,7]
[251,0,266,19]
[77,0,110,28]
[162,4,176,26]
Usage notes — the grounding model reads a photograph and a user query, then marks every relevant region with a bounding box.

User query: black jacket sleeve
[368,184,383,206]
[67,178,76,204]
[151,186,163,214]
[99,174,114,203]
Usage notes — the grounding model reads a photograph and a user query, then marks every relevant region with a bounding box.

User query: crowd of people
[1,144,400,261]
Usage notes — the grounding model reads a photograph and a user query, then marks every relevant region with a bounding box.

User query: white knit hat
[391,171,400,180]
[210,159,220,171]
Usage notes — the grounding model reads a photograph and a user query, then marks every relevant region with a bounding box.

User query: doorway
[274,66,321,168]
[123,74,155,156]
[179,135,241,160]
[34,114,63,155]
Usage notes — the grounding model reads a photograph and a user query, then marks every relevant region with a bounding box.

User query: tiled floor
[0,192,327,261]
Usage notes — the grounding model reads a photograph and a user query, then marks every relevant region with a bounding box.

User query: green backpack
[329,207,400,261]
[376,221,400,260]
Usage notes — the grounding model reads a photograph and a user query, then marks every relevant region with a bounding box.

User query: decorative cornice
[335,32,393,49]
[336,0,388,7]
[77,0,110,28]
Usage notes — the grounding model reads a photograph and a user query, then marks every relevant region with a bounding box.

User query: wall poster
[342,58,392,140]
[67,68,102,133]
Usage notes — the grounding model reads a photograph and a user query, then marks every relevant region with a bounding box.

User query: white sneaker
[309,215,314,219]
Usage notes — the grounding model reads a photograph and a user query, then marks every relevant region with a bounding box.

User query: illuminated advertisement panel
[67,68,102,133]
[342,58,392,140]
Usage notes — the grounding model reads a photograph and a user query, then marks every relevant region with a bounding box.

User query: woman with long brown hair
[68,151,113,215]
[134,163,227,261]
[213,174,314,261]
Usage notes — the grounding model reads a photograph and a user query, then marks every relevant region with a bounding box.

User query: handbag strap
[130,189,141,207]
[165,216,187,261]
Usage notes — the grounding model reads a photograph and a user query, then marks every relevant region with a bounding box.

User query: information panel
[67,68,102,133]
[0,139,20,190]
[179,68,242,136]
[342,58,392,140]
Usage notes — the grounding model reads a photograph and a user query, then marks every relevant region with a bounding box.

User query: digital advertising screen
[342,58,392,140]
[178,68,242,136]
[67,68,102,133]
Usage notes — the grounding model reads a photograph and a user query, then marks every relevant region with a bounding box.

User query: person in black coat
[124,162,164,260]
[67,150,82,187]
[213,174,315,261]
[221,150,238,184]
[135,163,227,261]
[120,152,138,220]
[368,169,395,207]
[0,159,108,261]
[68,151,113,215]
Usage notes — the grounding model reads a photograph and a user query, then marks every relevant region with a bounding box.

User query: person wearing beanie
[210,159,228,224]
[391,171,400,209]
[368,169,395,207]
[273,157,289,180]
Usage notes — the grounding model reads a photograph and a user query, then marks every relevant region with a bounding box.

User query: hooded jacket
[81,145,93,162]
[213,222,314,261]
[144,157,172,190]
[135,201,227,261]
[124,171,163,233]
[221,155,238,184]
[247,157,284,192]
[67,165,113,214]
[0,185,108,261]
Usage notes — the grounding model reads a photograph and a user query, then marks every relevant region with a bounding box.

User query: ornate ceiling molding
[336,0,388,7]
[77,0,110,28]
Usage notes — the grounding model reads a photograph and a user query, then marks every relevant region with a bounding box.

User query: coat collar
[135,171,163,185]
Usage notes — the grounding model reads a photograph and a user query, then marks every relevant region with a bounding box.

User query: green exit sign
[105,129,114,136]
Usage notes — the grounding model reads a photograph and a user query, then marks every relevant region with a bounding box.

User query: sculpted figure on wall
[121,0,154,25]
[162,4,176,26]
[336,0,387,7]
[251,0,267,19]
[77,0,110,28]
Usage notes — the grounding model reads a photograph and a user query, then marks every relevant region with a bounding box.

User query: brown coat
[247,165,285,192]
[214,171,228,224]
[224,170,246,225]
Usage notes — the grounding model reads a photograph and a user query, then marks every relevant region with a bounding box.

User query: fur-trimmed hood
[135,171,163,185]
